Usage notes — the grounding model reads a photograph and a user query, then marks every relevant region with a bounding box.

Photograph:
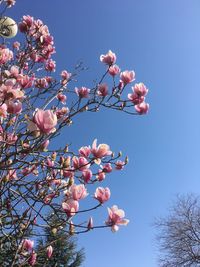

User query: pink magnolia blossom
[69,184,88,201]
[57,93,67,104]
[100,50,116,65]
[62,199,79,217]
[115,160,125,170]
[18,74,34,89]
[108,64,121,76]
[47,245,53,259]
[102,163,112,173]
[0,103,7,118]
[75,87,90,98]
[35,78,49,89]
[135,102,149,114]
[91,139,112,159]
[28,251,37,266]
[73,156,90,171]
[22,239,34,251]
[7,101,22,114]
[19,15,34,33]
[133,83,148,96]
[120,70,135,85]
[96,170,106,181]
[97,83,108,97]
[0,47,13,64]
[45,59,56,72]
[33,109,57,134]
[79,146,91,158]
[61,70,71,80]
[82,169,92,183]
[106,205,129,232]
[128,92,145,105]
[94,187,111,204]
[5,0,16,7]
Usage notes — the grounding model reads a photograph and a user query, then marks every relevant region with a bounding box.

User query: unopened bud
[125,156,129,164]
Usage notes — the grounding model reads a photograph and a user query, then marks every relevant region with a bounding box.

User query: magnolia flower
[69,184,88,201]
[82,169,92,183]
[94,187,111,204]
[62,199,79,217]
[97,83,108,97]
[120,70,135,85]
[22,239,34,251]
[79,146,91,158]
[47,245,53,259]
[72,156,90,171]
[135,102,149,114]
[33,109,57,134]
[100,50,116,65]
[75,87,90,98]
[91,139,112,159]
[108,64,121,76]
[133,83,148,96]
[106,205,129,232]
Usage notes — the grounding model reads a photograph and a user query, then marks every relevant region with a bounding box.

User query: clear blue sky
[10,1,200,266]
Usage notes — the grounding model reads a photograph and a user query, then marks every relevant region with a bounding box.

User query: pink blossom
[91,139,112,159]
[75,87,90,98]
[133,83,148,96]
[100,50,116,65]
[120,70,135,85]
[0,47,13,64]
[35,78,49,89]
[96,170,106,181]
[106,205,129,232]
[61,70,71,80]
[115,160,125,170]
[57,93,67,104]
[19,15,34,33]
[69,184,88,200]
[47,245,53,259]
[0,103,7,118]
[10,65,19,78]
[18,74,34,89]
[82,169,92,183]
[102,163,112,173]
[45,59,56,72]
[7,101,22,114]
[22,239,34,251]
[79,146,91,158]
[62,199,79,217]
[135,102,149,114]
[108,64,121,76]
[44,192,56,204]
[73,156,90,171]
[128,92,145,105]
[97,83,108,97]
[33,109,57,134]
[28,251,37,266]
[94,187,111,204]
[5,0,16,7]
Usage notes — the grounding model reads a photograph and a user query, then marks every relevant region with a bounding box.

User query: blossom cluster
[0,1,149,265]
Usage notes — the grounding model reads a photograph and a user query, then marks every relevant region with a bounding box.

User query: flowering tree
[0,0,150,265]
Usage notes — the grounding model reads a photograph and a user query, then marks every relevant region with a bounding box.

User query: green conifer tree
[35,214,85,267]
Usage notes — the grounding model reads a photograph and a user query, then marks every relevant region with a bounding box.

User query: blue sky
[10,0,200,266]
